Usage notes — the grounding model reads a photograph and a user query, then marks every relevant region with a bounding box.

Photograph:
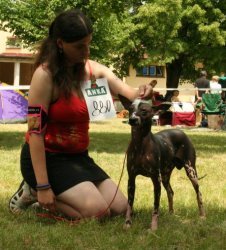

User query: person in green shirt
[219,72,226,102]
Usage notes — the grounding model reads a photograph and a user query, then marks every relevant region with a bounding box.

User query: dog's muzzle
[129,113,141,126]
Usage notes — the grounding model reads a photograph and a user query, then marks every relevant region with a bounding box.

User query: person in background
[194,70,210,101]
[194,70,210,126]
[149,79,164,105]
[219,72,226,102]
[9,9,152,219]
[209,75,222,94]
[171,90,180,102]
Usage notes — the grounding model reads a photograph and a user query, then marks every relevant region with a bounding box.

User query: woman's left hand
[138,84,153,99]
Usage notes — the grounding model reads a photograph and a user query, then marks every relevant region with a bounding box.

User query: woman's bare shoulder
[33,65,52,80]
[88,59,112,78]
[31,65,53,87]
[29,65,53,97]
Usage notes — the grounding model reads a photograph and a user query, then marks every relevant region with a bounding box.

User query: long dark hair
[34,9,93,97]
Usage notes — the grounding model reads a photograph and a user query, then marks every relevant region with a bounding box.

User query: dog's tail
[181,174,207,181]
[197,174,207,180]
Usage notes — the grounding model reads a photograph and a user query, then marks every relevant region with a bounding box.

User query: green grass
[0,119,226,250]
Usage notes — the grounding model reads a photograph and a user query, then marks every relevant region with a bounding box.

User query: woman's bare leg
[56,181,111,218]
[10,179,127,219]
[96,179,127,216]
[54,200,82,218]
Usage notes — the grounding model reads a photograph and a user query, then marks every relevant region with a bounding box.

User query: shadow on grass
[0,130,225,154]
[0,131,130,153]
[90,132,226,154]
[89,132,130,154]
[1,201,225,230]
[189,134,226,154]
[123,204,226,230]
[0,131,25,150]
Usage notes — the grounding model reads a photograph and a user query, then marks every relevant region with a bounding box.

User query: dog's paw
[150,223,158,231]
[200,214,206,220]
[151,214,159,231]
[169,209,174,214]
[123,220,132,230]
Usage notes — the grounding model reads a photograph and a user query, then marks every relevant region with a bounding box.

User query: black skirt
[20,143,109,195]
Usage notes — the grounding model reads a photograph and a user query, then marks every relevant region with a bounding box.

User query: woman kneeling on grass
[9,9,152,219]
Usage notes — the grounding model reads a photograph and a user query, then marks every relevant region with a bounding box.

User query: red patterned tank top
[26,95,89,153]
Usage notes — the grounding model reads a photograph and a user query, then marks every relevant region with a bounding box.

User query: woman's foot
[9,180,37,214]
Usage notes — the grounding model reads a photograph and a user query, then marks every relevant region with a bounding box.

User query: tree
[116,0,226,99]
[0,0,127,66]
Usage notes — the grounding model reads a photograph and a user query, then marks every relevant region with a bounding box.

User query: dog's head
[118,94,171,127]
[128,99,153,126]
[118,95,154,127]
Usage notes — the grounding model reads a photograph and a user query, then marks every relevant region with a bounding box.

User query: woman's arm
[28,66,56,211]
[89,60,153,101]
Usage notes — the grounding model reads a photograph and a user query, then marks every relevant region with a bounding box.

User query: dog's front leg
[161,169,174,214]
[150,175,161,231]
[124,175,136,229]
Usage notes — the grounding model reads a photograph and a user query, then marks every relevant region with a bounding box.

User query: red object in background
[153,91,164,106]
[172,112,196,126]
[159,111,172,126]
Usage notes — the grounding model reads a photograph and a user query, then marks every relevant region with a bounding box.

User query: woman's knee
[55,200,82,218]
[80,199,111,218]
[96,179,128,215]
[57,182,111,218]
[110,196,128,216]
[55,198,110,219]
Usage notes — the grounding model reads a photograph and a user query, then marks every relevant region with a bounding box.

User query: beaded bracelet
[36,183,51,190]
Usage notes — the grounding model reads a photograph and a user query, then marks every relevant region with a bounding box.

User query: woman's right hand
[37,188,56,213]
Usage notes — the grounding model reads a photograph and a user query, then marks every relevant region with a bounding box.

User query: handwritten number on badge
[92,100,111,116]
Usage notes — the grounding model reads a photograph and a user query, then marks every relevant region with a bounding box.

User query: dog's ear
[118,94,132,110]
[152,102,171,113]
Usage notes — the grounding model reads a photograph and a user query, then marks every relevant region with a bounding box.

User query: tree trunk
[165,58,183,101]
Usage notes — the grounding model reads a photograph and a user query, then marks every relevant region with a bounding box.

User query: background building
[0,30,34,87]
[0,29,194,102]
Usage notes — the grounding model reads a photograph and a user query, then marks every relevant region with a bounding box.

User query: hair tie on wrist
[36,183,51,190]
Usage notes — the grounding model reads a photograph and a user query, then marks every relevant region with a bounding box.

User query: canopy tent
[0,82,28,123]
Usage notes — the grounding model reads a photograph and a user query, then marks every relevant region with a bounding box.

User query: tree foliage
[0,0,128,68]
[117,0,226,95]
[0,0,226,94]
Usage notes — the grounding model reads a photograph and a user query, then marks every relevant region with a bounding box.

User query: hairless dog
[119,96,205,230]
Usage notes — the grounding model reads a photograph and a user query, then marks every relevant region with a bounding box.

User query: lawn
[0,119,226,250]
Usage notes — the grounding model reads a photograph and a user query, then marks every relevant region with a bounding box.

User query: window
[156,67,163,76]
[136,66,164,77]
[6,37,22,49]
[142,67,149,76]
[149,66,156,76]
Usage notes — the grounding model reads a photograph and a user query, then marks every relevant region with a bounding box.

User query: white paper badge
[81,78,116,121]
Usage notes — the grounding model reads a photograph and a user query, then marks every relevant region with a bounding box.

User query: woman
[209,75,222,94]
[9,9,152,219]
[171,90,180,102]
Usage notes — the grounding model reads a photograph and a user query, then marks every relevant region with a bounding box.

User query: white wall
[0,30,31,54]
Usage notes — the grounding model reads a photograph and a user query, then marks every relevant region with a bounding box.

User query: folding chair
[201,93,226,129]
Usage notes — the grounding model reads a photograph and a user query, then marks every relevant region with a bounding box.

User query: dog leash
[94,149,128,219]
[36,212,81,225]
[36,151,128,224]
